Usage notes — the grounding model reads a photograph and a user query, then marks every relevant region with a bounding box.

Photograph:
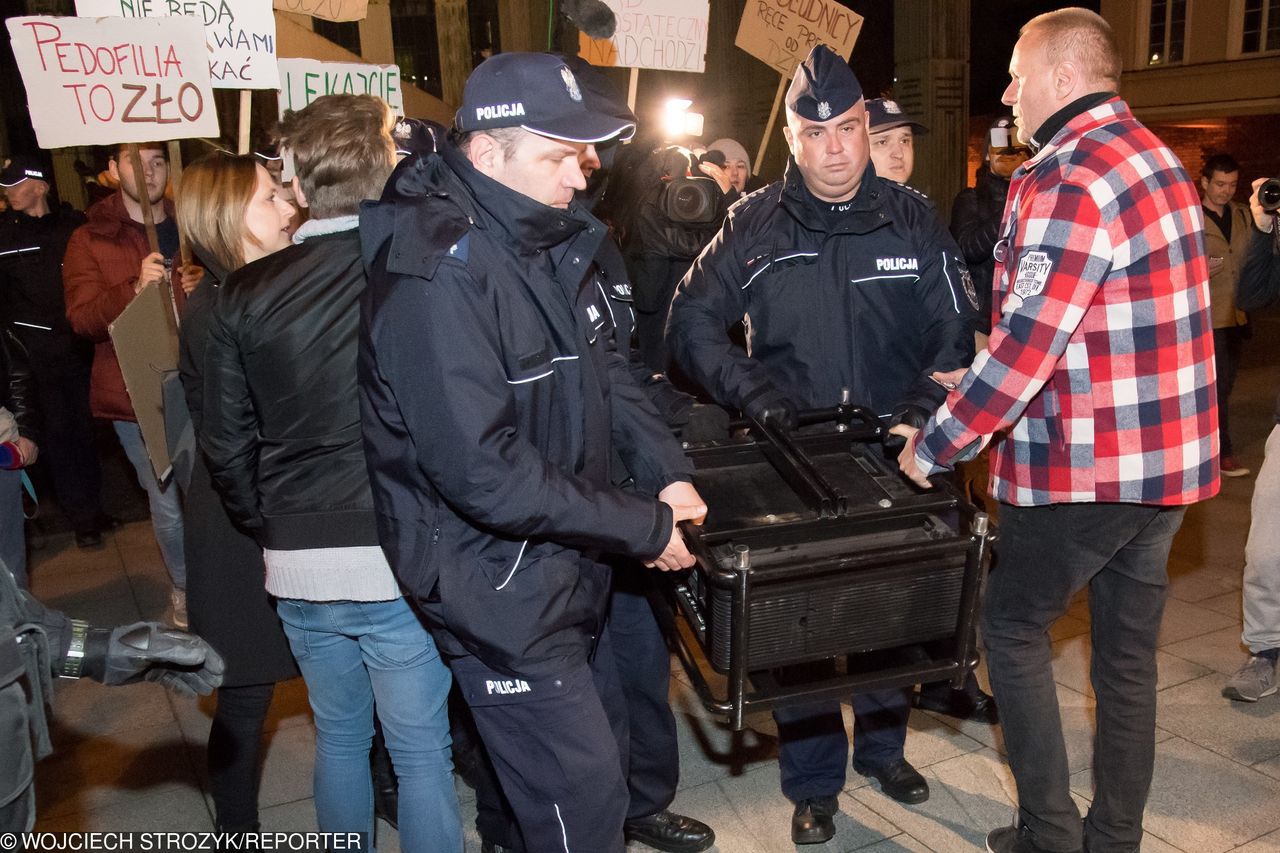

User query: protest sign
[110,280,179,485]
[277,58,404,116]
[579,0,710,73]
[7,15,220,149]
[735,0,862,76]
[272,0,367,23]
[74,0,279,88]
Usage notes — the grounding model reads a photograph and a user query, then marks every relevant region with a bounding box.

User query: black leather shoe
[624,810,715,853]
[854,758,930,804]
[914,687,1000,724]
[790,796,838,845]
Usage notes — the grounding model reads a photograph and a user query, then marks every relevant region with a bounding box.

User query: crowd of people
[1,4,1277,852]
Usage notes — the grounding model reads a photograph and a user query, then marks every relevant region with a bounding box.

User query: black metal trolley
[655,405,993,730]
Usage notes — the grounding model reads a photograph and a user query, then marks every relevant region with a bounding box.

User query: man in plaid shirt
[897,9,1219,853]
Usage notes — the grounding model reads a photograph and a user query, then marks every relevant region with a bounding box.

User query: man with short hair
[63,143,201,624]
[898,9,1218,853]
[1201,153,1255,477]
[0,155,109,550]
[866,98,926,186]
[667,44,976,846]
[359,53,706,852]
[200,94,462,852]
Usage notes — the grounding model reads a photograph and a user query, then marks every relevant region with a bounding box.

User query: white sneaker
[169,588,189,630]
[1223,654,1277,702]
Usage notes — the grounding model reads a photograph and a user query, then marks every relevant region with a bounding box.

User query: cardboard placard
[6,15,220,149]
[109,280,180,485]
[735,0,862,76]
[579,0,710,73]
[276,58,404,116]
[272,0,367,23]
[73,0,279,89]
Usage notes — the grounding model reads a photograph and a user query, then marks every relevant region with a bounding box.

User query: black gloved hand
[681,402,733,443]
[883,404,932,453]
[85,622,226,697]
[743,386,798,433]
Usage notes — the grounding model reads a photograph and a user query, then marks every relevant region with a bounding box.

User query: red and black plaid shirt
[914,97,1219,506]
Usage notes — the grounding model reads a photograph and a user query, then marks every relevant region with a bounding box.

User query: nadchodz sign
[7,15,220,149]
[579,0,710,73]
[74,0,280,89]
[736,0,862,76]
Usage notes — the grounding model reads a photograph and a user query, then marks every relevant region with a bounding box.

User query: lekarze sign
[6,15,219,149]
[75,0,279,88]
[277,58,403,116]
[272,0,367,24]
[736,0,863,76]
[579,0,710,73]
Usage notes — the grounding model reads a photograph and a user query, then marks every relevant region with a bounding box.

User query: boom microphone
[561,0,617,40]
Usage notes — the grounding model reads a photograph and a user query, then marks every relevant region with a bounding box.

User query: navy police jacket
[668,159,977,418]
[358,145,692,679]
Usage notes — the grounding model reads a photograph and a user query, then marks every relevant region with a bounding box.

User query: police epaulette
[728,182,779,216]
[884,180,933,205]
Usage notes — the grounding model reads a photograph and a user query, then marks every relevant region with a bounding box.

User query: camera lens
[1260,178,1280,214]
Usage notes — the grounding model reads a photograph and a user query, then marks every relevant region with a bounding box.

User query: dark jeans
[1213,326,1245,457]
[773,668,911,803]
[985,502,1185,853]
[208,683,276,831]
[17,331,102,534]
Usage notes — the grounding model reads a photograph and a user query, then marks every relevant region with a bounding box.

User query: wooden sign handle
[755,74,788,176]
[627,67,640,113]
[126,143,160,255]
[126,143,178,333]
[238,89,252,155]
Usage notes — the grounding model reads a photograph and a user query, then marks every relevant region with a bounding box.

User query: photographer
[1223,176,1280,703]
[620,144,734,372]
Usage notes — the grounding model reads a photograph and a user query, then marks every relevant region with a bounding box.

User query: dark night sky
[841,0,1103,115]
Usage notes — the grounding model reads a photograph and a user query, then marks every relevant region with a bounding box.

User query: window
[1148,0,1188,65]
[1242,0,1280,53]
[312,19,361,55]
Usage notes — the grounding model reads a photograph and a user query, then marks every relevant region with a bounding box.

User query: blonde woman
[175,151,299,833]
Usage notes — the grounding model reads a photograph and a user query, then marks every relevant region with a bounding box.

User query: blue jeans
[985,503,1185,853]
[112,421,185,590]
[276,597,461,853]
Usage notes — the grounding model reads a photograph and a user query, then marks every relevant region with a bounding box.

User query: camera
[660,176,723,225]
[1260,178,1280,214]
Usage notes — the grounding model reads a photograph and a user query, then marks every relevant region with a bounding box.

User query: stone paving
[26,312,1280,851]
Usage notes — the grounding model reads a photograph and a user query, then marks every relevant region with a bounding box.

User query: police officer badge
[817,101,832,119]
[561,67,582,102]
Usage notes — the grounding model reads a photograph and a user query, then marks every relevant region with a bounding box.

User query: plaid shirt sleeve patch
[914,100,1219,507]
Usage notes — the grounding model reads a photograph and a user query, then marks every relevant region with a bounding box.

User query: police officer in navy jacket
[359,53,706,853]
[667,44,977,845]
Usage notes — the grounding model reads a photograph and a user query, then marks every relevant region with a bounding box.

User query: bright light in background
[663,98,704,139]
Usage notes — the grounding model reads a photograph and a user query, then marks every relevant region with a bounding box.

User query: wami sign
[6,15,220,148]
[75,0,280,88]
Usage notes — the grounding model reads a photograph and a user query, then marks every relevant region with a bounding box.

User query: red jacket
[63,193,182,421]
